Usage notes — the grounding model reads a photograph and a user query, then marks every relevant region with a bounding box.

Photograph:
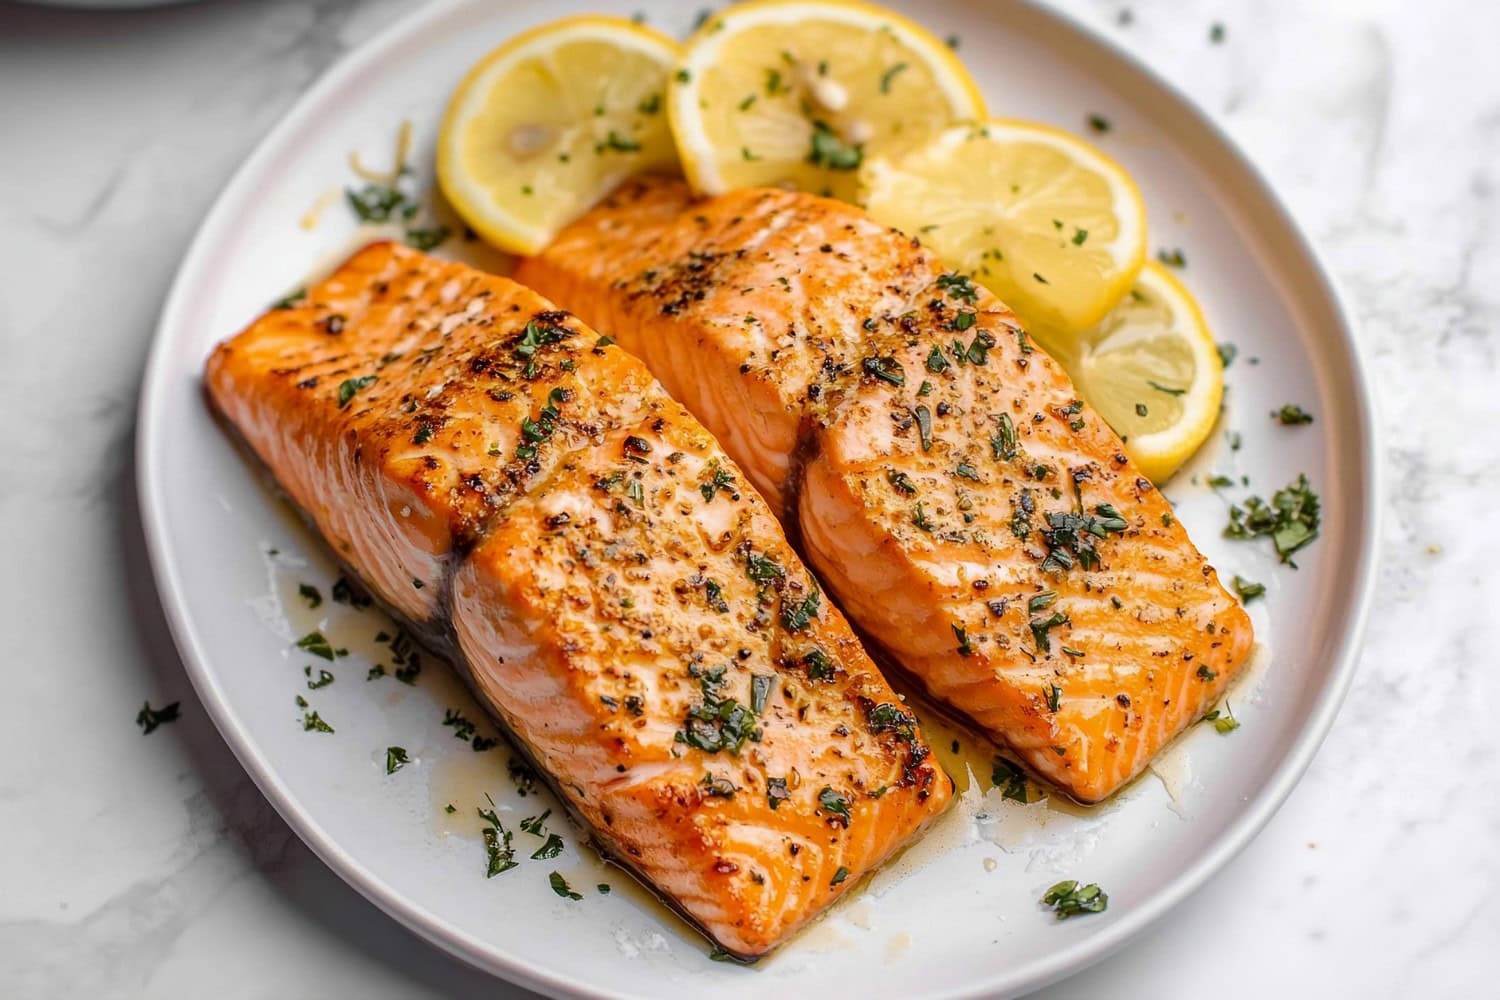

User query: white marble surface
[1,0,1496,996]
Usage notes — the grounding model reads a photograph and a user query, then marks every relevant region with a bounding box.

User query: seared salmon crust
[204,242,951,958]
[517,178,1254,803]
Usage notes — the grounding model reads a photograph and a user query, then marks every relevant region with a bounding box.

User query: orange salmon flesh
[516,178,1255,804]
[204,241,952,958]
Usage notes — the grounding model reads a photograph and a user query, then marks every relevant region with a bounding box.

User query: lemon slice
[668,0,985,199]
[1043,262,1223,483]
[438,16,680,255]
[860,120,1146,332]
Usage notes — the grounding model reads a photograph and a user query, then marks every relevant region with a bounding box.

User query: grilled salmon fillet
[204,242,951,958]
[516,178,1255,803]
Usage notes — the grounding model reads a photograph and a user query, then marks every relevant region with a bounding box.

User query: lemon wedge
[437,16,680,255]
[667,0,985,199]
[1039,262,1223,483]
[860,119,1147,332]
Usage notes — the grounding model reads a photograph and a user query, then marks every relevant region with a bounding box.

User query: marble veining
[0,0,1495,997]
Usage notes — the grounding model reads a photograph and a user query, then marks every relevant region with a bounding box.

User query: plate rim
[134,1,1382,997]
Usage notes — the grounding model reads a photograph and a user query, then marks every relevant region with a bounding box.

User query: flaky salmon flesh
[204,242,952,958]
[516,177,1255,804]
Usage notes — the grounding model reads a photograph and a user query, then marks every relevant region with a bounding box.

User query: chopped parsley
[699,460,738,502]
[1043,684,1062,712]
[295,630,337,661]
[1224,474,1320,564]
[337,375,377,408]
[676,666,759,754]
[807,121,862,170]
[703,578,729,614]
[549,871,583,900]
[926,344,951,373]
[1232,576,1266,602]
[331,575,371,608]
[744,551,784,583]
[516,387,568,460]
[1202,702,1240,734]
[602,130,641,153]
[963,330,994,364]
[304,666,334,689]
[831,866,850,886]
[861,355,906,387]
[867,702,919,742]
[1273,403,1315,425]
[301,708,334,733]
[135,700,180,735]
[936,271,979,304]
[404,225,450,252]
[1029,611,1070,653]
[1086,113,1111,133]
[751,674,774,715]
[520,810,551,835]
[443,707,497,751]
[271,287,306,310]
[913,405,934,451]
[767,776,790,810]
[1041,880,1109,919]
[1039,504,1128,573]
[991,757,1031,803]
[478,798,519,877]
[513,320,570,377]
[346,182,409,223]
[781,589,820,631]
[531,834,566,860]
[879,62,909,94]
[385,746,409,774]
[818,786,852,827]
[802,648,835,681]
[1217,342,1238,368]
[1157,247,1187,268]
[887,469,919,495]
[1010,487,1036,540]
[992,412,1018,460]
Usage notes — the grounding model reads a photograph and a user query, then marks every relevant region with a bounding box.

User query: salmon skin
[516,178,1255,804]
[204,242,951,958]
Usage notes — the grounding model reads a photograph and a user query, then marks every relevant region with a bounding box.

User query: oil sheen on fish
[516,178,1255,804]
[203,242,951,958]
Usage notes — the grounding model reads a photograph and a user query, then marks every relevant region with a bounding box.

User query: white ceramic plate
[136,1,1379,997]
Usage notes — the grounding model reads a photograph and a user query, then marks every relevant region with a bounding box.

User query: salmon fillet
[516,178,1255,803]
[204,242,951,958]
